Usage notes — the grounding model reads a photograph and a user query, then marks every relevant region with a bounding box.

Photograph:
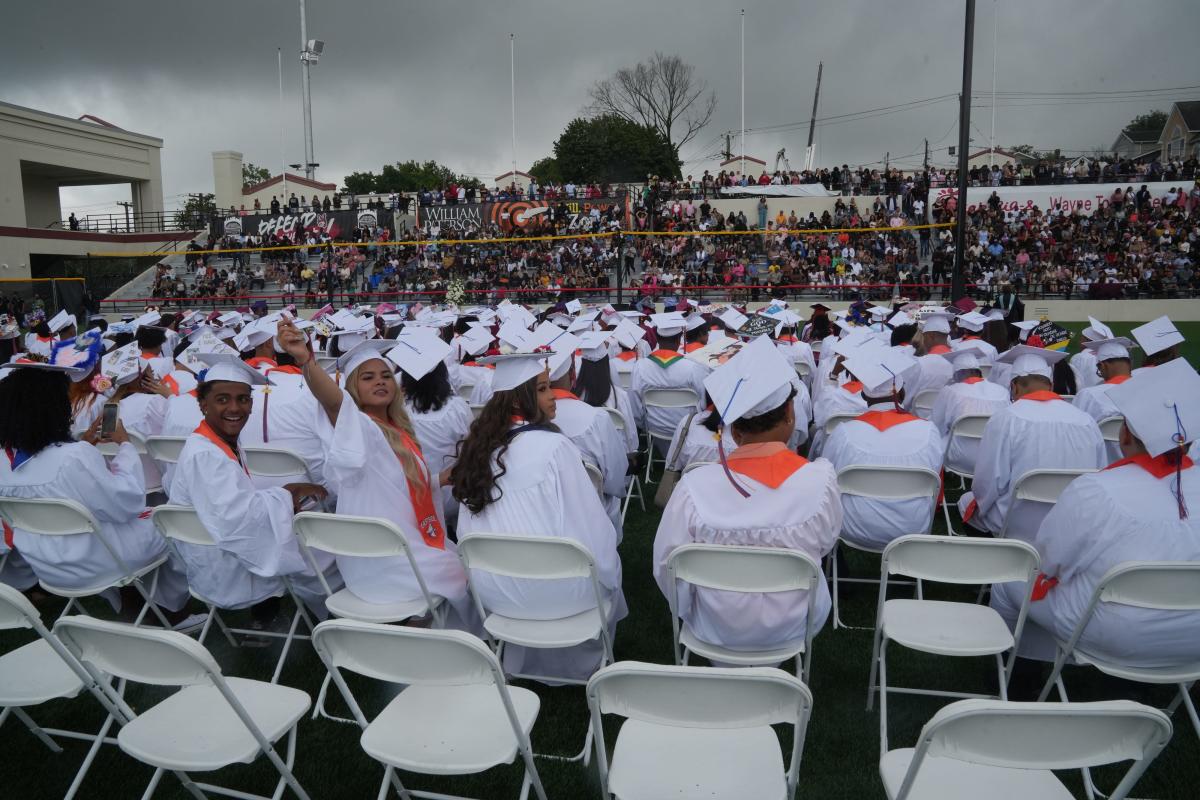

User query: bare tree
[587,52,717,153]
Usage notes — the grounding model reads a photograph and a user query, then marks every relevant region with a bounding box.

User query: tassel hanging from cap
[715,428,751,498]
[1172,404,1189,520]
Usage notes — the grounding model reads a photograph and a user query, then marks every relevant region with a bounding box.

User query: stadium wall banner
[214,208,395,241]
[416,197,628,233]
[933,180,1182,215]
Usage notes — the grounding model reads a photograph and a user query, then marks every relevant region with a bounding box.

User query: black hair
[108,332,135,350]
[33,322,51,337]
[90,318,109,333]
[136,326,167,351]
[400,361,452,413]
[656,333,682,351]
[700,391,722,433]
[0,368,73,455]
[1052,360,1077,395]
[685,325,708,345]
[809,316,831,339]
[730,387,797,437]
[890,324,917,347]
[573,357,613,407]
[454,316,479,335]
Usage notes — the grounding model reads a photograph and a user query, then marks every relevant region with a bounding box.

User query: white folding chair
[1059,394,1075,402]
[681,459,715,475]
[997,468,1096,542]
[470,403,486,420]
[455,382,476,400]
[122,430,165,498]
[0,585,119,800]
[830,465,942,630]
[881,699,1172,800]
[978,363,992,378]
[666,544,822,682]
[311,620,547,800]
[315,354,337,372]
[240,445,317,497]
[867,535,1041,755]
[144,435,188,465]
[911,388,940,420]
[583,461,604,497]
[0,497,173,628]
[823,412,861,438]
[604,406,644,523]
[642,387,699,481]
[1039,561,1200,746]
[458,533,614,763]
[615,368,632,390]
[54,616,312,800]
[1098,414,1124,444]
[151,505,314,684]
[587,662,814,800]
[794,361,812,381]
[940,412,992,534]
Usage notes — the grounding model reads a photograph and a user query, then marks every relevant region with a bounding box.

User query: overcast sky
[4,0,1198,219]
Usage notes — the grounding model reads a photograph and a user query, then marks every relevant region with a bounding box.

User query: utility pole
[923,138,930,172]
[723,134,732,162]
[117,201,133,233]
[804,61,823,171]
[885,152,890,171]
[951,0,976,303]
[299,0,316,181]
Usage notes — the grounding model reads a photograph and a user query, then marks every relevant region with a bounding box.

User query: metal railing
[58,210,206,235]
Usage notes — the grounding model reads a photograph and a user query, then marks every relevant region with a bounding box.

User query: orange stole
[855,410,921,432]
[727,443,808,489]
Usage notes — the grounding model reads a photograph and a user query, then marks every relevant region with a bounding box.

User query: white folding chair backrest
[615,370,632,390]
[313,619,500,687]
[1095,561,1200,611]
[583,462,604,496]
[125,429,150,456]
[458,534,595,582]
[837,465,941,502]
[682,460,715,475]
[912,389,940,417]
[978,364,992,378]
[949,412,991,441]
[240,446,310,479]
[293,511,413,559]
[794,362,811,380]
[882,535,1039,586]
[151,505,216,547]
[470,404,485,420]
[1012,468,1095,505]
[824,413,860,436]
[1098,415,1124,444]
[668,544,820,595]
[0,496,98,538]
[643,388,699,411]
[0,581,40,631]
[455,383,476,400]
[54,615,220,687]
[145,435,188,464]
[604,406,629,435]
[315,355,337,372]
[1059,394,1075,402]
[895,699,1171,800]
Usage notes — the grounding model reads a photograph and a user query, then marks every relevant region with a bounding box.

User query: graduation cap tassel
[1172,404,1188,520]
[716,428,751,499]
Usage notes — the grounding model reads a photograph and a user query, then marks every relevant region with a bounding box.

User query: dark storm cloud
[3,0,1198,213]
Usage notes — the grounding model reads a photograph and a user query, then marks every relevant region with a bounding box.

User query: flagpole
[740,9,746,176]
[989,0,998,167]
[278,48,287,203]
[510,34,518,183]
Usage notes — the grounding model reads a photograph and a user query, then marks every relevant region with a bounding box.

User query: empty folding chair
[642,387,699,481]
[458,533,614,762]
[1039,561,1200,746]
[830,465,942,630]
[604,406,644,524]
[940,413,991,535]
[867,535,1040,755]
[293,510,447,723]
[0,584,117,800]
[587,662,814,800]
[311,620,547,800]
[151,505,313,684]
[666,543,822,682]
[880,699,1171,800]
[54,615,312,800]
[0,497,173,628]
[997,468,1096,543]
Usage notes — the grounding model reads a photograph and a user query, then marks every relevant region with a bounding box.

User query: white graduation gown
[314,392,472,625]
[631,354,709,445]
[952,336,998,364]
[0,441,188,610]
[991,461,1200,668]
[1069,349,1101,391]
[809,382,868,458]
[458,364,494,398]
[70,394,107,440]
[653,449,842,652]
[665,412,736,472]
[170,430,330,610]
[777,338,817,389]
[456,427,626,682]
[931,379,1011,475]
[240,384,329,490]
[25,334,54,359]
[406,395,473,522]
[602,385,640,454]
[986,361,1012,389]
[904,354,954,417]
[118,392,166,491]
[823,406,945,549]
[958,396,1106,542]
[159,392,203,497]
[552,394,628,534]
[1073,379,1126,463]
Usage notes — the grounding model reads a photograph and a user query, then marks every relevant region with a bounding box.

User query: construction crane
[774,148,792,173]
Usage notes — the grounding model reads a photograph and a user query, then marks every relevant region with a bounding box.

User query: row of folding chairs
[0,583,1182,800]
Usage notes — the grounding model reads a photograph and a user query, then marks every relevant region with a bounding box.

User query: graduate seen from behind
[451,350,625,683]
[653,336,842,659]
[275,320,472,626]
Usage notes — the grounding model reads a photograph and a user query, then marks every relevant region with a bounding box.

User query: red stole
[245,357,278,370]
[1020,390,1061,403]
[841,381,864,394]
[855,409,921,432]
[683,342,704,353]
[1105,452,1195,479]
[384,420,446,550]
[161,375,182,396]
[616,351,638,362]
[266,365,303,377]
[726,442,808,489]
[963,376,984,384]
[552,388,579,401]
[1104,375,1130,385]
[928,344,952,355]
[194,420,248,474]
[648,349,683,368]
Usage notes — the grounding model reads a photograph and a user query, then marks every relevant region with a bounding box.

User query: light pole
[951,0,976,303]
[298,0,323,181]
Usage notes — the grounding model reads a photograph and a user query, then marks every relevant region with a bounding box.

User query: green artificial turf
[1,321,1197,799]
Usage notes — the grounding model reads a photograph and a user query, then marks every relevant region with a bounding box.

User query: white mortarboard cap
[684,313,708,333]
[703,335,795,426]
[565,299,582,314]
[844,348,916,395]
[233,322,274,353]
[1083,316,1114,342]
[984,308,1006,321]
[480,352,552,392]
[578,330,613,362]
[830,329,878,358]
[718,307,749,331]
[386,335,451,380]
[1131,316,1184,357]
[460,327,494,357]
[614,319,646,350]
[100,341,144,386]
[766,309,802,328]
[195,353,269,386]
[921,311,953,335]
[533,324,581,381]
[649,312,686,337]
[1012,319,1040,341]
[567,312,599,334]
[498,320,538,351]
[336,340,393,376]
[132,311,162,330]
[868,306,889,321]
[217,311,243,327]
[548,313,573,329]
[1082,337,1135,362]
[941,343,986,371]
[48,310,75,333]
[956,311,990,332]
[995,343,1068,380]
[887,311,915,328]
[1107,357,1200,457]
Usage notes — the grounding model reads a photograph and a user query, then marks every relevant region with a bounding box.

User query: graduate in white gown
[276,322,473,625]
[654,336,841,656]
[902,312,954,417]
[931,345,1010,475]
[450,352,625,683]
[631,313,709,450]
[1067,318,1110,392]
[169,354,338,616]
[1072,337,1136,463]
[991,359,1200,668]
[808,337,875,458]
[958,345,1106,543]
[664,400,737,472]
[400,360,473,523]
[572,338,639,456]
[0,362,192,618]
[824,348,944,549]
[950,311,998,364]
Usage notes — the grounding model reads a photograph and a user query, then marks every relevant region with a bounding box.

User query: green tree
[528,156,562,185]
[1122,110,1168,140]
[241,162,272,188]
[342,171,378,194]
[553,115,681,184]
[342,161,484,194]
[174,193,216,230]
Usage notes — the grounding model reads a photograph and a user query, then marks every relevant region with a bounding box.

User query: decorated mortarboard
[100,341,145,387]
[48,309,76,333]
[994,343,1068,380]
[47,330,104,380]
[1131,316,1185,358]
[177,328,239,373]
[386,335,451,381]
[1083,336,1136,363]
[1107,358,1200,458]
[132,311,162,330]
[479,351,553,392]
[737,314,783,339]
[195,353,269,386]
